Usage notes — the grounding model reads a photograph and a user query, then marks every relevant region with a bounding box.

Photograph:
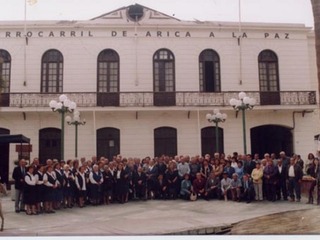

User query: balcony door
[0,49,11,106]
[258,50,280,105]
[153,49,176,106]
[97,49,120,106]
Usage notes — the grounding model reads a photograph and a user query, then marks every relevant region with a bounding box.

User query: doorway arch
[0,128,10,183]
[39,128,61,163]
[250,125,293,157]
[154,127,177,157]
[201,126,224,156]
[97,127,120,161]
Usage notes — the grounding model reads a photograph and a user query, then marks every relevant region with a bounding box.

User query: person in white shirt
[24,166,37,215]
[220,172,232,201]
[76,166,87,208]
[43,165,58,213]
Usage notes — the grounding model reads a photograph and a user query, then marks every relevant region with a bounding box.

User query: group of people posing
[11,151,320,215]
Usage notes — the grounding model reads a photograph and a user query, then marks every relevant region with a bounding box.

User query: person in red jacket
[192,172,206,198]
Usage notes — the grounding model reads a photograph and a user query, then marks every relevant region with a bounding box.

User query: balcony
[1,91,316,108]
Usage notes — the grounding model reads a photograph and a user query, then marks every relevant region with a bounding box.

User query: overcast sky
[0,0,314,26]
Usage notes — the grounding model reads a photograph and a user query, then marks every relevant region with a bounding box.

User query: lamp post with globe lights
[229,92,256,155]
[65,111,86,158]
[49,94,77,161]
[206,109,227,154]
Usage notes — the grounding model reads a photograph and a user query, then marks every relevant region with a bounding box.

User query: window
[97,49,119,93]
[258,50,279,92]
[153,49,175,92]
[0,49,11,93]
[199,49,220,92]
[258,50,280,105]
[41,49,63,93]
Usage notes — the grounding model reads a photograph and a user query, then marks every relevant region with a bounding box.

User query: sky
[0,0,314,27]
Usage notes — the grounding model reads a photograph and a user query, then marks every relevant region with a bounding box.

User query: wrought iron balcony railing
[0,91,316,108]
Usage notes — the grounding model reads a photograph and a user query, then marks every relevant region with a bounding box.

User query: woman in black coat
[115,163,128,204]
[165,162,179,199]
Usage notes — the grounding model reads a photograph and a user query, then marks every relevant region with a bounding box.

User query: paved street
[0,193,318,236]
[231,208,320,234]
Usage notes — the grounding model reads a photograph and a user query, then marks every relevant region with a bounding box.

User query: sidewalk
[0,194,316,236]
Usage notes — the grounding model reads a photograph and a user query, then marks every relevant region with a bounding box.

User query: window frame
[0,49,11,94]
[97,49,120,93]
[199,49,221,92]
[153,49,175,92]
[258,50,280,92]
[41,49,64,93]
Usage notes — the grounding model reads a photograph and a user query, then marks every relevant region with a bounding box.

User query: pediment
[90,4,181,24]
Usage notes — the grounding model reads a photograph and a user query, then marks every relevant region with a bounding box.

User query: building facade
[0,4,319,182]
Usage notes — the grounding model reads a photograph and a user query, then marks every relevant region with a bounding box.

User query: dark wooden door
[154,127,177,157]
[97,128,120,161]
[0,128,10,183]
[201,126,224,156]
[39,128,61,163]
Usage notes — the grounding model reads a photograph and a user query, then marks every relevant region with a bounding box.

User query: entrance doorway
[97,128,120,161]
[201,126,224,156]
[154,127,177,157]
[0,128,10,183]
[39,128,61,163]
[250,125,293,157]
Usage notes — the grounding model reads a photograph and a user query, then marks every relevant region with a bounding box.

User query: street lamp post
[229,92,256,155]
[206,109,227,154]
[49,94,77,161]
[65,111,86,158]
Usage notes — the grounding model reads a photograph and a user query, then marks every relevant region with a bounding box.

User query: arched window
[154,127,177,157]
[199,49,220,92]
[97,49,119,93]
[153,49,175,92]
[41,49,63,93]
[153,49,175,106]
[0,49,11,94]
[0,49,11,106]
[258,50,280,105]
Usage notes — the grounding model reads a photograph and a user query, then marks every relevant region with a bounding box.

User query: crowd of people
[11,151,320,215]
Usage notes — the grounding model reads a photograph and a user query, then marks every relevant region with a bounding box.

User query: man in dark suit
[12,159,27,213]
[276,158,288,200]
[243,154,256,175]
[241,174,255,203]
[133,166,147,200]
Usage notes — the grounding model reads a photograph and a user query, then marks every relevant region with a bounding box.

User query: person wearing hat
[220,171,232,201]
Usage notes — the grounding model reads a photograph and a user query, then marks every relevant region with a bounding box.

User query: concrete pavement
[0,193,317,236]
